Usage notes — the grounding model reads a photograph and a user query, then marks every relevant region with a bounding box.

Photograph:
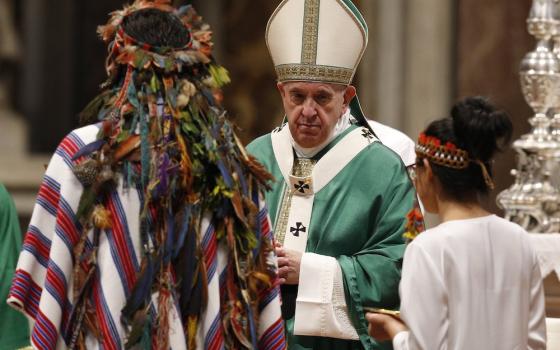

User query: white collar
[290,109,352,158]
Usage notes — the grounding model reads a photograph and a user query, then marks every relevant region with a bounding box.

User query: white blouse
[393,215,546,350]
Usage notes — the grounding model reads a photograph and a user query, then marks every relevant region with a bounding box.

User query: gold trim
[302,0,320,64]
[275,158,316,244]
[276,64,354,84]
[275,187,291,245]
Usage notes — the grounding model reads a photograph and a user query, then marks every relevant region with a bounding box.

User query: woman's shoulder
[407,225,448,252]
[411,215,530,249]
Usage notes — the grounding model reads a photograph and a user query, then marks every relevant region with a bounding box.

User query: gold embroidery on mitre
[302,0,320,64]
[275,64,354,85]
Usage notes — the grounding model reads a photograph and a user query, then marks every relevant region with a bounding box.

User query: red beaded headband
[415,133,470,169]
[415,133,495,190]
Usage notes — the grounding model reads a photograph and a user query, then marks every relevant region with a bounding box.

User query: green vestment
[0,184,30,349]
[247,125,415,350]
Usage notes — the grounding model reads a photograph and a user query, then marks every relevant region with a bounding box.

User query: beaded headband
[415,133,469,169]
[415,133,495,190]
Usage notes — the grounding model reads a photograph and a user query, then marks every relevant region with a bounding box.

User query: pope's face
[278,82,356,148]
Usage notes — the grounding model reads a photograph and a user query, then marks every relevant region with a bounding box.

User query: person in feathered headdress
[7,1,286,349]
[246,1,417,349]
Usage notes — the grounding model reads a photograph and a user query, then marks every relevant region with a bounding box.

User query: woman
[366,97,546,349]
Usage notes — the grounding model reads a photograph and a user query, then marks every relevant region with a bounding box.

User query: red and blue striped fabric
[8,124,287,349]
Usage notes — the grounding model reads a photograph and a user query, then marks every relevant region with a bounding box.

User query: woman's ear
[423,158,433,181]
[418,158,436,188]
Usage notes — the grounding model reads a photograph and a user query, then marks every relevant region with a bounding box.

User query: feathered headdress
[69,1,276,348]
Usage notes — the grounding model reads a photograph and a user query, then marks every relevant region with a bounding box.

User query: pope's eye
[291,93,305,103]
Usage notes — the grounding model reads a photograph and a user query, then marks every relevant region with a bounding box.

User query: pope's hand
[275,243,302,285]
[366,312,408,342]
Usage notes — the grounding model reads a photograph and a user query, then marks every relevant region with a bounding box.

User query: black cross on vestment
[361,128,374,141]
[294,180,310,194]
[290,222,306,237]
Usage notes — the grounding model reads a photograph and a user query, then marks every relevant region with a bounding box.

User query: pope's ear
[343,85,357,106]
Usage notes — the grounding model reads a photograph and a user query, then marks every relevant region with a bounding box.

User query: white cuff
[294,253,359,340]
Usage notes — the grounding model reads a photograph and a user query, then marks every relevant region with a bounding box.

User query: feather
[187,263,204,316]
[124,307,150,349]
[200,88,216,105]
[139,111,151,188]
[242,154,275,190]
[208,64,231,88]
[79,90,113,125]
[186,315,198,349]
[173,206,192,259]
[67,260,98,349]
[121,254,161,323]
[72,139,106,161]
[231,159,249,196]
[114,135,141,161]
[164,210,174,264]
[249,271,272,291]
[216,158,233,188]
[227,279,252,348]
[246,301,258,349]
[176,5,193,17]
[91,205,112,229]
[176,221,198,318]
[175,129,193,190]
[153,153,171,199]
[76,187,97,221]
[230,191,247,226]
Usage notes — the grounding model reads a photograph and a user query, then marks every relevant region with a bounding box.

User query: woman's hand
[366,312,408,342]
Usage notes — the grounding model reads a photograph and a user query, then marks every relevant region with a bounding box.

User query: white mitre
[266,0,368,85]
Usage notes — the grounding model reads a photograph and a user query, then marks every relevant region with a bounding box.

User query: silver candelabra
[497,0,560,233]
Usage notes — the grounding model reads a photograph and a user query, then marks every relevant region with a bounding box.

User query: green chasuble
[247,125,415,350]
[0,184,30,349]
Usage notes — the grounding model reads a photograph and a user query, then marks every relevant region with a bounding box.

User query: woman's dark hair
[122,8,190,48]
[420,96,513,199]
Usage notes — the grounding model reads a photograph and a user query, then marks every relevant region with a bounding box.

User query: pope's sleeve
[337,162,415,348]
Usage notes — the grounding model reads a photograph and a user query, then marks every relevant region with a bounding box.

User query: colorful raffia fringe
[68,1,277,349]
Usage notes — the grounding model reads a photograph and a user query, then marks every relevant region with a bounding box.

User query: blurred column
[358,0,454,137]
[22,0,77,153]
[0,0,21,107]
[358,0,406,129]
[402,0,454,137]
[21,0,127,154]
